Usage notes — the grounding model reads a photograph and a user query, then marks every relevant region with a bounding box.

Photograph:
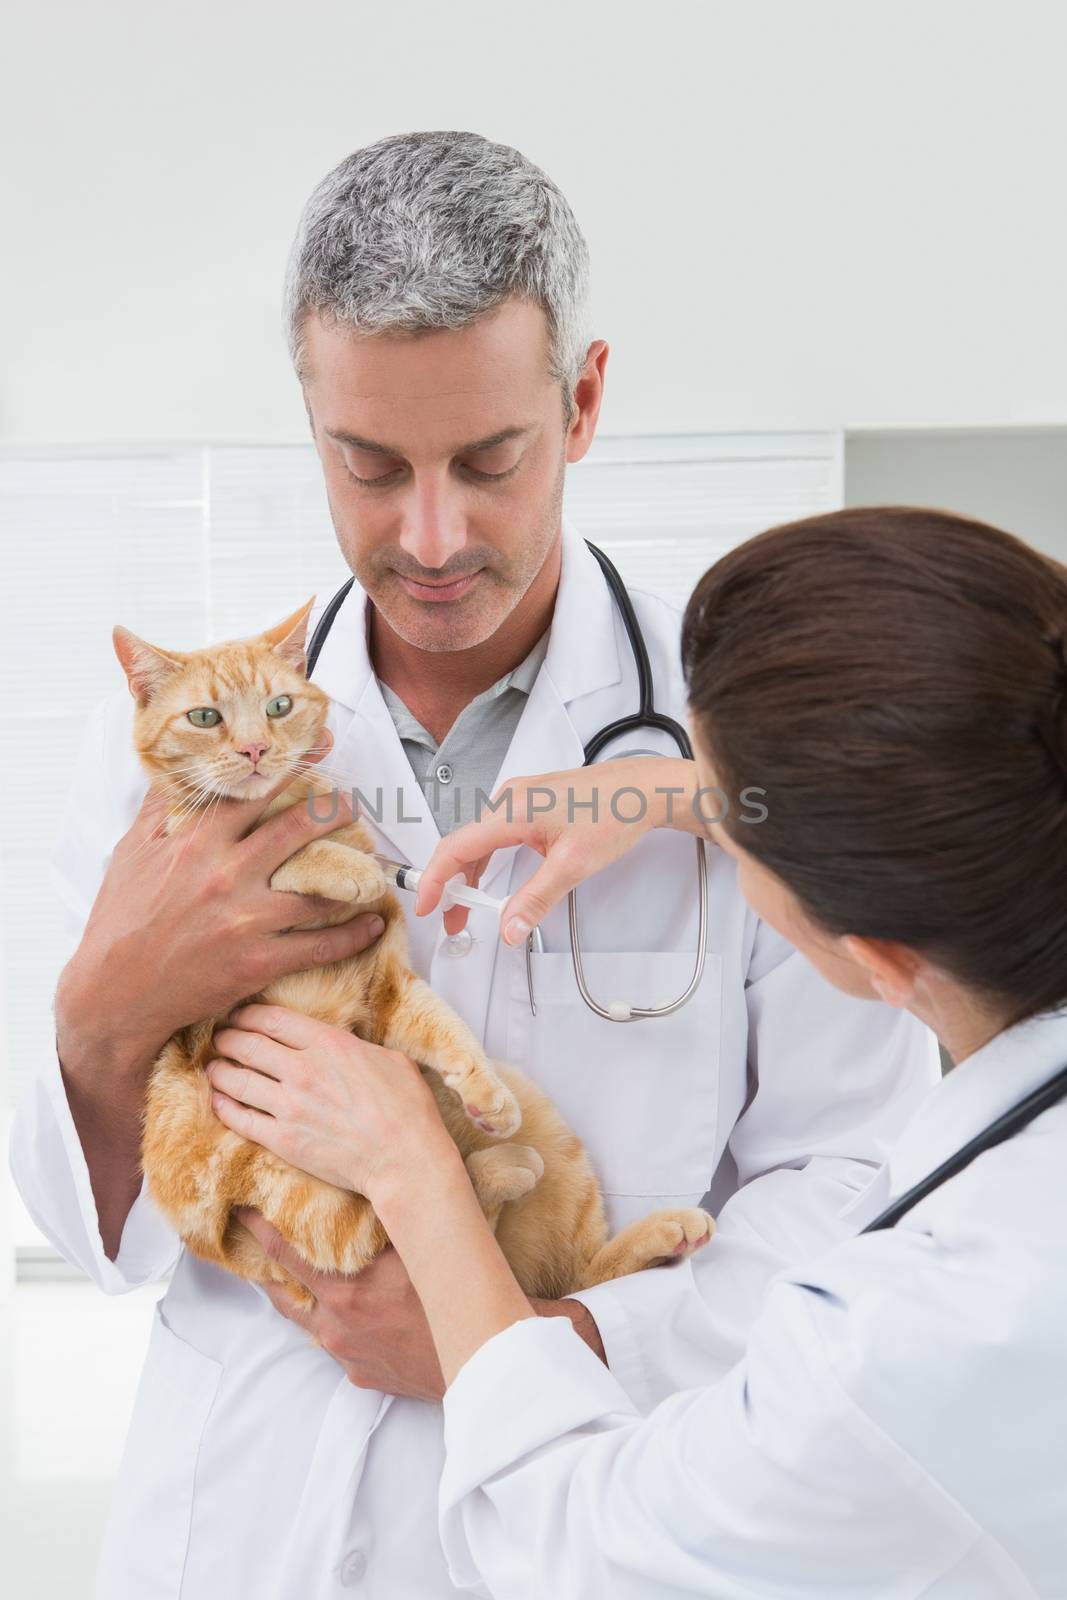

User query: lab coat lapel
[477,522,624,899]
[306,577,442,868]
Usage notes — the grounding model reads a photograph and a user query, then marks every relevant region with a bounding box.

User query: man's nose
[398,471,469,570]
[238,741,269,765]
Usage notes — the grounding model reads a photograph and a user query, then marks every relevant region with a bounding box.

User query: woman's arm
[431,1265,986,1600]
[206,1005,545,1382]
[372,1137,538,1384]
[206,1010,979,1599]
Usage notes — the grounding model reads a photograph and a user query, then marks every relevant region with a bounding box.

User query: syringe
[372,854,507,917]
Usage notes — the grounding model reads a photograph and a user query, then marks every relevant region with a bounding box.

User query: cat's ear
[261,597,317,672]
[112,627,184,705]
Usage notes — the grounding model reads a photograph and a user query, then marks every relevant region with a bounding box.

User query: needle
[371,854,507,917]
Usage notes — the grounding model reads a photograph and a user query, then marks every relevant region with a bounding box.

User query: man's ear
[262,597,316,671]
[841,935,922,1008]
[565,339,609,467]
[112,627,184,705]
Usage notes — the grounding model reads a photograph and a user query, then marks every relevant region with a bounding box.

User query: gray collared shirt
[378,631,550,834]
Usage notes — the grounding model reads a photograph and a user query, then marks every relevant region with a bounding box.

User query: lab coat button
[435,762,454,784]
[442,929,473,958]
[338,1547,367,1586]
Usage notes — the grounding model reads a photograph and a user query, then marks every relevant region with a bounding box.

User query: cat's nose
[238,741,269,766]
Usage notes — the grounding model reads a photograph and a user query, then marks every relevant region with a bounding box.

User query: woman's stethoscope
[863,1058,1067,1231]
[305,541,709,1025]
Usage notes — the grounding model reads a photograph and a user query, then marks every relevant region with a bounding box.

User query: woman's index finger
[414,816,526,915]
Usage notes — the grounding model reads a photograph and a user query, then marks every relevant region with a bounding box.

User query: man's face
[300,298,594,653]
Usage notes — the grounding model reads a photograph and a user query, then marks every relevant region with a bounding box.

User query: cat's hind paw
[466,1143,545,1208]
[641,1207,715,1265]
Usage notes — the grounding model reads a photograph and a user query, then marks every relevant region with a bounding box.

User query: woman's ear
[840,935,922,1008]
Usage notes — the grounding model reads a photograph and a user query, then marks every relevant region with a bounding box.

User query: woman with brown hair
[208,507,1067,1597]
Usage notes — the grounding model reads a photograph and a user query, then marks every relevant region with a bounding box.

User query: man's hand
[55,732,385,1261]
[57,733,381,1080]
[236,1209,606,1400]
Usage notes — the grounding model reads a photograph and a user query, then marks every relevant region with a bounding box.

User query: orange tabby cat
[112,599,713,1311]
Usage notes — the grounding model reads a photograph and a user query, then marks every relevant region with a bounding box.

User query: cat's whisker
[162,775,226,791]
[126,816,190,864]
[125,658,343,859]
[169,784,216,817]
[287,770,342,788]
[187,785,227,846]
[125,778,224,860]
[287,764,337,784]
[288,760,347,786]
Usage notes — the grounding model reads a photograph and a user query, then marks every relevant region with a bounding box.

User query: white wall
[1,0,1065,447]
[846,428,1067,565]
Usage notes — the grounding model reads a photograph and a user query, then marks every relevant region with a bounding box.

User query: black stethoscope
[863,1059,1067,1231]
[306,555,1067,1222]
[305,541,709,1024]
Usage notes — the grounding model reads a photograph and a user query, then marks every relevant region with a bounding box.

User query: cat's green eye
[187,707,222,728]
[266,695,293,719]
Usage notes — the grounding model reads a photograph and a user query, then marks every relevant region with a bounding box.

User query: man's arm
[54,966,162,1261]
[9,690,388,1283]
[206,1217,604,1404]
[9,696,178,1286]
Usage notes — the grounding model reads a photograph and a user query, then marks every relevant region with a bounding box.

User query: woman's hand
[208,1005,607,1390]
[205,1004,458,1202]
[415,755,705,943]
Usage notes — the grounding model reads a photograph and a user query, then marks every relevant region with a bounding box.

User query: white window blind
[0,432,841,1250]
[564,433,843,605]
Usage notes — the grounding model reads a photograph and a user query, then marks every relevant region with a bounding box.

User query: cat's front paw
[271,842,388,905]
[326,852,389,904]
[442,1060,522,1138]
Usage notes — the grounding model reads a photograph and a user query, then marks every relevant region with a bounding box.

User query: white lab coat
[9,523,940,1600]
[438,1007,1067,1600]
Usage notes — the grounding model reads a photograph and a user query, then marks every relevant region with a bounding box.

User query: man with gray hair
[12,130,939,1598]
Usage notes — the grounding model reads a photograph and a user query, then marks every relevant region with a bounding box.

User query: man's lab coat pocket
[507,949,722,1200]
[95,1300,223,1600]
